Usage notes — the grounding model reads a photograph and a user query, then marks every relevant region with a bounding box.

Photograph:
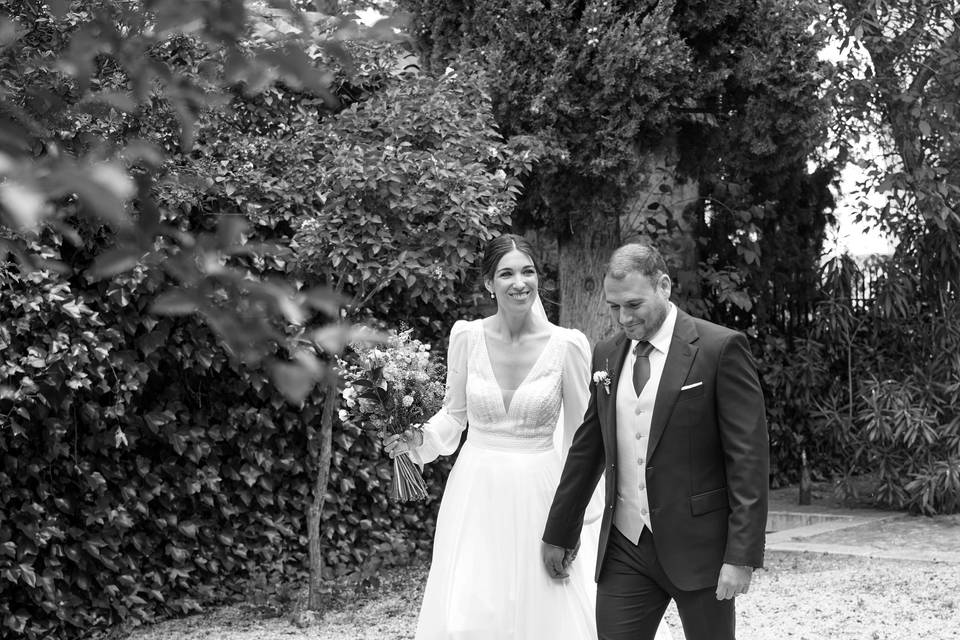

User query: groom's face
[604,271,671,342]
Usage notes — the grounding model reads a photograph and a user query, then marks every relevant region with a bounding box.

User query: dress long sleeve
[560,328,606,525]
[409,320,470,466]
[413,323,603,639]
[559,329,592,463]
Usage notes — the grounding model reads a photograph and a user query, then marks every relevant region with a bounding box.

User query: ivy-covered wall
[0,258,452,638]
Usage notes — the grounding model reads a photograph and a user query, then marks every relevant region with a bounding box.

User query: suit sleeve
[543,344,607,550]
[409,321,469,465]
[716,332,769,568]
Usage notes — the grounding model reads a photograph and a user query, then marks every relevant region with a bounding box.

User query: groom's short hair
[606,243,668,282]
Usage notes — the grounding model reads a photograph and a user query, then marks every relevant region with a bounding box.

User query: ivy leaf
[2,611,28,633]
[112,510,135,530]
[239,464,261,487]
[165,545,189,564]
[138,329,169,357]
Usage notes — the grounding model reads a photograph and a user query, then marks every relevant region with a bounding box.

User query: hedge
[0,257,453,639]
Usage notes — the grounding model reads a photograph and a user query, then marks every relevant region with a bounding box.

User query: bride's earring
[489,291,495,299]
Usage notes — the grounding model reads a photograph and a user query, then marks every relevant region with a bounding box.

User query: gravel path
[119,551,960,640]
[799,514,960,557]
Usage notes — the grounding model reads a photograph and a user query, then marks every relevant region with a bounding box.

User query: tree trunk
[620,139,701,307]
[557,141,702,343]
[558,213,619,344]
[307,374,337,611]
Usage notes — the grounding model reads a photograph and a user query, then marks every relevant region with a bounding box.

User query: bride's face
[486,249,539,311]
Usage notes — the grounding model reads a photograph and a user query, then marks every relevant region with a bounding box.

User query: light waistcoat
[613,303,678,544]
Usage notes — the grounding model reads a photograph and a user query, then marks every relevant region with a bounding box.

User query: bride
[384,234,672,640]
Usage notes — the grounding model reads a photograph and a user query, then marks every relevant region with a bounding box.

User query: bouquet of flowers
[338,327,445,501]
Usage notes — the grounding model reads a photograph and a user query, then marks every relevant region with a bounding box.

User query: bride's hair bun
[480,234,538,282]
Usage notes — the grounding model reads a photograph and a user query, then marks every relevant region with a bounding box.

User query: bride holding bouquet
[383,234,672,640]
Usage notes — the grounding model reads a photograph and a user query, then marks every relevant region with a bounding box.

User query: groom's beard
[622,303,668,342]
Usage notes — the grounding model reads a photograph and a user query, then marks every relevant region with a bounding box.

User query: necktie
[632,341,654,396]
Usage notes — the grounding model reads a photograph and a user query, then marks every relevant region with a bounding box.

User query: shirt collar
[631,302,676,356]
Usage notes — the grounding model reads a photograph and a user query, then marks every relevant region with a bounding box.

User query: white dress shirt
[613,303,677,544]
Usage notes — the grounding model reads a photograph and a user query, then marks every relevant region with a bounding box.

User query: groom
[542,243,769,640]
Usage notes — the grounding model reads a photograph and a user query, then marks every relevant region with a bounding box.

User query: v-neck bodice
[480,327,557,414]
[464,320,566,451]
[408,319,592,466]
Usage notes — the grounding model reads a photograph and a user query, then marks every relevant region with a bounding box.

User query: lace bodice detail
[465,321,564,449]
[411,319,592,462]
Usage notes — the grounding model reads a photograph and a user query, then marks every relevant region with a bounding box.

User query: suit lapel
[647,310,699,458]
[601,332,631,444]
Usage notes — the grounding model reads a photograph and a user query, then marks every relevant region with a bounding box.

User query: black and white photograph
[1,1,958,639]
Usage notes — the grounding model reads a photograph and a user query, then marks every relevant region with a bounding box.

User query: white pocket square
[680,381,703,391]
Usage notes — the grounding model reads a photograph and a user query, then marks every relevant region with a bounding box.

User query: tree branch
[908,9,960,96]
[889,3,931,56]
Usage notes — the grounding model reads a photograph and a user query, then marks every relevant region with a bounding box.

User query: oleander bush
[812,258,960,514]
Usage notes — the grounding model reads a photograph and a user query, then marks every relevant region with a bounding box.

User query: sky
[828,165,895,258]
[817,40,896,259]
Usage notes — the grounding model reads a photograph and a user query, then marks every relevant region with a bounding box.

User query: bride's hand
[382,429,424,458]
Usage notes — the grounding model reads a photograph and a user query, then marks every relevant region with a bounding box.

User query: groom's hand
[715,563,753,600]
[541,542,571,580]
[562,539,581,570]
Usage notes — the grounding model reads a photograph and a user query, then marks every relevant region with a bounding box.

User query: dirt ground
[115,479,960,639]
[117,550,960,640]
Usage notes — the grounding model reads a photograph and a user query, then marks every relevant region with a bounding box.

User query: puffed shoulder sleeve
[408,320,470,466]
[560,329,592,461]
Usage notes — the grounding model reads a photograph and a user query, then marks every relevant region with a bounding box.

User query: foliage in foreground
[0,3,526,638]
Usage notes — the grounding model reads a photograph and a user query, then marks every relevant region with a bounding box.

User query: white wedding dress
[410,319,672,640]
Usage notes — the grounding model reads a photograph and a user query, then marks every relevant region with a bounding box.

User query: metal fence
[768,259,887,336]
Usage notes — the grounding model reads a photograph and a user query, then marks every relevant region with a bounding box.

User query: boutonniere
[592,360,612,395]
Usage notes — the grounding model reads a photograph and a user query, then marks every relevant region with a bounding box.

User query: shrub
[0,6,518,638]
[0,247,454,638]
[811,258,960,514]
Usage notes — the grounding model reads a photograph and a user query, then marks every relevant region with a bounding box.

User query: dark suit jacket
[543,309,769,591]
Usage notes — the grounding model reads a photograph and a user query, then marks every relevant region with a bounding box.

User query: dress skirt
[415,438,598,640]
